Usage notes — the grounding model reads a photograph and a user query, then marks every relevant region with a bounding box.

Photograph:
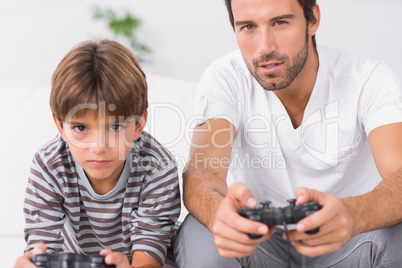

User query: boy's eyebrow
[235,14,296,28]
[65,120,86,125]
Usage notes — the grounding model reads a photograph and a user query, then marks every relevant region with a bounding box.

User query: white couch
[0,74,196,267]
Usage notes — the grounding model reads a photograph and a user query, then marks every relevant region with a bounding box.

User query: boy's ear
[133,110,148,141]
[53,115,67,141]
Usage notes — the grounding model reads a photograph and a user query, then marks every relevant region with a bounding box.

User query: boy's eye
[110,124,123,131]
[73,125,87,132]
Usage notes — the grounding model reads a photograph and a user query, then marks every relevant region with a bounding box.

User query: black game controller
[31,252,116,268]
[240,199,322,239]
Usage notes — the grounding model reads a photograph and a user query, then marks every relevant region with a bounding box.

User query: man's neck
[273,48,319,129]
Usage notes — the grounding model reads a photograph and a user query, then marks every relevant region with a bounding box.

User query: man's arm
[183,118,274,257]
[346,122,402,233]
[289,122,402,256]
[183,118,234,229]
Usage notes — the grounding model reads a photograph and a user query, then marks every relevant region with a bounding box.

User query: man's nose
[257,29,277,56]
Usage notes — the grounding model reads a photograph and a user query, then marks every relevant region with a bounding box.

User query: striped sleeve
[24,150,66,253]
[130,133,181,265]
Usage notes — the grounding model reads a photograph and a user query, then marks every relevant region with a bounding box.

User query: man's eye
[110,124,123,131]
[275,21,286,26]
[73,125,87,132]
[243,25,255,31]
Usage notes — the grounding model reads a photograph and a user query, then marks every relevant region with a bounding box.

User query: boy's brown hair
[50,40,148,123]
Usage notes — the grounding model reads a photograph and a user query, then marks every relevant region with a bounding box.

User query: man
[174,0,402,267]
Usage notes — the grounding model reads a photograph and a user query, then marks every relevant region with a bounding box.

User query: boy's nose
[90,132,108,154]
[90,144,108,155]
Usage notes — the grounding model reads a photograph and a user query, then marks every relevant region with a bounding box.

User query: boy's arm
[24,153,66,252]
[130,155,181,266]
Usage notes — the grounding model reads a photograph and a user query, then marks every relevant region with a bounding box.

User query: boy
[14,40,180,268]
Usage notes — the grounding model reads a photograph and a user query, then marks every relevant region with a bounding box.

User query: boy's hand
[13,243,47,268]
[100,249,131,268]
[100,249,162,268]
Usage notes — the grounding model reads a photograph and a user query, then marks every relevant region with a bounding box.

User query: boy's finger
[99,248,113,256]
[32,242,47,255]
[105,252,129,267]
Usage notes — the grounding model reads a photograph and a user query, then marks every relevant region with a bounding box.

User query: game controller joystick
[31,252,116,268]
[240,199,322,239]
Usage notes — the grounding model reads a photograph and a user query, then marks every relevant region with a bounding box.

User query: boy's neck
[85,161,125,195]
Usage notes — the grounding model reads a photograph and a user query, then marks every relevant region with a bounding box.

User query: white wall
[318,0,402,81]
[0,0,238,87]
[1,0,401,88]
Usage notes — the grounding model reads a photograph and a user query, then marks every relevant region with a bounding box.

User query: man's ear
[133,110,148,141]
[309,4,321,38]
[53,115,67,141]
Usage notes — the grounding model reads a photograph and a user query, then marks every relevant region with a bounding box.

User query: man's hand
[287,187,355,257]
[13,243,47,268]
[212,182,275,258]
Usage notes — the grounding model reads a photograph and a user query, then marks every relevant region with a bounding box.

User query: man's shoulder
[204,49,248,76]
[318,46,388,77]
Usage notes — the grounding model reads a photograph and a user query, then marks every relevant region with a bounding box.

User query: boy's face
[54,108,147,193]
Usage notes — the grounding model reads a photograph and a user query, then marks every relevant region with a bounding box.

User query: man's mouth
[257,62,281,75]
[263,63,280,68]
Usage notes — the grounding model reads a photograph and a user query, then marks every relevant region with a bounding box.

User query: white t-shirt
[195,46,402,206]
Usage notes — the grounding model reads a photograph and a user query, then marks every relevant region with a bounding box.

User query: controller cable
[283,221,291,268]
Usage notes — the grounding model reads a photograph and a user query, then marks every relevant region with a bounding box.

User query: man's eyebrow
[234,20,254,28]
[270,14,296,22]
[234,14,296,28]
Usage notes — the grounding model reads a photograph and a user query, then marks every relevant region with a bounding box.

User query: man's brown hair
[224,0,318,48]
[50,40,148,123]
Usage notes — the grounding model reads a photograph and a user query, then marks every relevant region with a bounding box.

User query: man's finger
[296,187,325,205]
[292,240,343,257]
[228,182,258,209]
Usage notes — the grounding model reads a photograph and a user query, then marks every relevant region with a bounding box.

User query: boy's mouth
[88,160,111,167]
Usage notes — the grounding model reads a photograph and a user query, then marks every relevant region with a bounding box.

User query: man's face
[232,0,311,91]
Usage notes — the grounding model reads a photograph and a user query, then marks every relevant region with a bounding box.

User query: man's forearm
[182,163,228,230]
[343,167,402,236]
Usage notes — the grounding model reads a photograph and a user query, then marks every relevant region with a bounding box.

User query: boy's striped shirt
[24,131,181,265]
